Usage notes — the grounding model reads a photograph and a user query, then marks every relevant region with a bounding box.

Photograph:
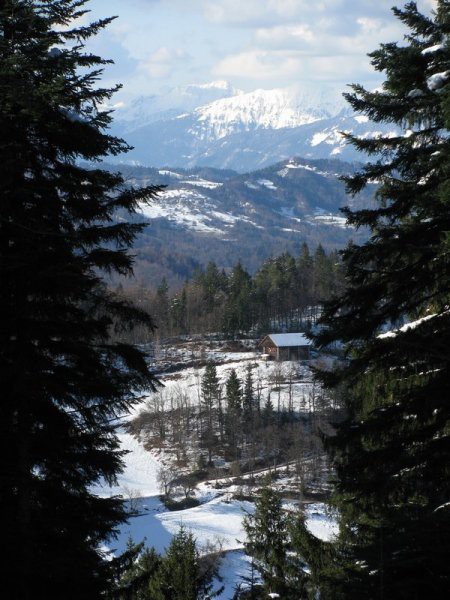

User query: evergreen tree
[108,538,161,600]
[222,261,253,338]
[312,244,333,302]
[225,368,242,457]
[155,277,169,333]
[262,393,275,427]
[243,363,255,433]
[243,486,304,598]
[201,362,220,463]
[193,261,227,331]
[297,242,313,311]
[289,514,333,600]
[200,261,227,311]
[168,286,187,334]
[0,1,161,597]
[150,527,222,600]
[309,2,450,598]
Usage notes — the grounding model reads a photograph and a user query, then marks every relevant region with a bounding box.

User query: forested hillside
[100,157,375,287]
[114,243,343,341]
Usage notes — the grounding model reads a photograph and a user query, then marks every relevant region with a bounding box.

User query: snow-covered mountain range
[115,81,241,134]
[110,82,397,171]
[107,157,375,287]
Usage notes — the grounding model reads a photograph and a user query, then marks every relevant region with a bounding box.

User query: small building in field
[259,333,312,361]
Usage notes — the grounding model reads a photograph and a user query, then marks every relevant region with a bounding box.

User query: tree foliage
[308,2,450,598]
[150,527,223,600]
[242,485,308,598]
[0,1,161,597]
[115,244,343,341]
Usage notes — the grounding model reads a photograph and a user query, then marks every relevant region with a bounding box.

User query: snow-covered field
[108,487,336,598]
[100,344,337,598]
[138,189,264,235]
[143,349,317,417]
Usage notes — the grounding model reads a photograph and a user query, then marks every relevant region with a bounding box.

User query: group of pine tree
[131,359,329,497]
[2,0,449,598]
[115,243,344,341]
[108,527,223,600]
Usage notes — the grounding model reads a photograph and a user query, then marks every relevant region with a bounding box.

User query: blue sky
[84,0,437,102]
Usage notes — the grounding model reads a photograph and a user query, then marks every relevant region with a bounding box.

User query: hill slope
[109,157,375,287]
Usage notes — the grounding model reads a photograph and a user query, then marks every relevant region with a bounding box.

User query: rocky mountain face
[110,82,398,172]
[108,157,375,288]
[114,81,241,134]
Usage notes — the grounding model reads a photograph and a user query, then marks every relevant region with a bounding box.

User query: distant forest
[114,242,344,340]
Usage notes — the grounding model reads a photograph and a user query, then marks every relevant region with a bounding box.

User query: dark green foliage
[242,486,308,598]
[168,286,187,334]
[109,529,222,600]
[225,368,242,457]
[243,363,255,433]
[222,261,253,338]
[122,244,344,341]
[108,538,161,600]
[150,527,223,600]
[194,261,228,312]
[262,394,275,427]
[113,241,344,341]
[0,1,161,597]
[201,362,220,463]
[154,277,169,331]
[308,2,450,598]
[289,512,337,600]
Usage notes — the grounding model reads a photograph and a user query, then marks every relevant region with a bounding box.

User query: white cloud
[200,0,404,26]
[139,47,189,78]
[87,0,440,98]
[202,0,314,25]
[215,50,301,80]
[214,48,373,84]
[212,5,406,87]
[255,24,315,48]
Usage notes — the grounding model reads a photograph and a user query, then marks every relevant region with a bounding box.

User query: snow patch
[158,169,183,179]
[378,313,440,339]
[311,132,329,146]
[182,179,223,189]
[407,88,425,98]
[139,189,224,234]
[427,71,449,91]
[305,503,338,542]
[93,432,162,498]
[257,179,277,190]
[422,43,444,55]
[157,496,254,551]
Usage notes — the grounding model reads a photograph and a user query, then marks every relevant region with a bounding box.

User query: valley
[97,336,339,599]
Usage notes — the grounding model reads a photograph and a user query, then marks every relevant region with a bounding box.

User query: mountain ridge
[106,156,375,288]
[109,82,397,171]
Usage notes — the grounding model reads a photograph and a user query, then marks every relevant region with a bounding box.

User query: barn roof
[267,333,312,347]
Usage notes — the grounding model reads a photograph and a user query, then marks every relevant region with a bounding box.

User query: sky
[84,0,438,103]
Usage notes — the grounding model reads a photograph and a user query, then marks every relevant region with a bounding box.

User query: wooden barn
[259,333,312,361]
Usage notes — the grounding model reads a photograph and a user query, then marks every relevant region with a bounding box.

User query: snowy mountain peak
[108,83,395,171]
[114,81,240,132]
[192,80,242,93]
[190,86,345,141]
